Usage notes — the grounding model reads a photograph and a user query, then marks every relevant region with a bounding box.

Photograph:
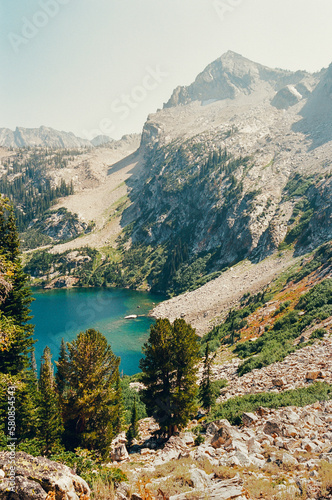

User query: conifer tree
[140,319,173,434]
[113,370,124,435]
[0,197,34,373]
[126,396,139,448]
[0,197,36,444]
[199,342,216,412]
[38,346,63,455]
[140,318,200,437]
[55,338,69,400]
[170,319,200,433]
[60,329,120,457]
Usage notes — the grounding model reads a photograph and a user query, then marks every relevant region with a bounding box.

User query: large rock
[0,452,90,500]
[110,432,129,462]
[263,420,283,436]
[211,420,243,449]
[305,371,323,381]
[169,476,245,500]
[242,412,258,426]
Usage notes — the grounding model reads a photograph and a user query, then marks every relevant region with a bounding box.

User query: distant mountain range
[0,126,113,149]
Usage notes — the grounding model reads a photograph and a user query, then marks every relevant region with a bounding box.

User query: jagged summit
[164,51,311,108]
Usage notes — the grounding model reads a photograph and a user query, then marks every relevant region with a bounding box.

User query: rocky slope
[129,53,329,256]
[0,134,140,254]
[109,336,332,499]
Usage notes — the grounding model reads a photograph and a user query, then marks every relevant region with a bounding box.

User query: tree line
[0,155,74,231]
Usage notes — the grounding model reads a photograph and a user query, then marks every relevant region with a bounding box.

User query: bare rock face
[164,51,310,108]
[271,85,303,109]
[0,451,90,500]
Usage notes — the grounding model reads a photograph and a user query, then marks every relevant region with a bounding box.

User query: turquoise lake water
[30,288,164,375]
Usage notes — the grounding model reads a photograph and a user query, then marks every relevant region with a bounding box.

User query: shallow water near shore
[30,287,164,375]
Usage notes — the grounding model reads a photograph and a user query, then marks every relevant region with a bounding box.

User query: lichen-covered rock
[0,452,90,500]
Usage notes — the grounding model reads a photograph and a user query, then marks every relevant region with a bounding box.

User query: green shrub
[235,279,332,376]
[194,434,205,446]
[311,328,327,340]
[209,382,332,426]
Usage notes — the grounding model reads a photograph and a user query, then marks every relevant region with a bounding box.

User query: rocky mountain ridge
[119,52,332,295]
[0,125,113,149]
[164,51,318,109]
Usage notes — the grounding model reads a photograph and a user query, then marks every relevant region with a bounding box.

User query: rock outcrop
[0,452,90,500]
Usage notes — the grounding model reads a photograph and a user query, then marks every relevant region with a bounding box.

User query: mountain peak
[164,52,311,108]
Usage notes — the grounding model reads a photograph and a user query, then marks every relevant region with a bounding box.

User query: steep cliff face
[122,53,332,292]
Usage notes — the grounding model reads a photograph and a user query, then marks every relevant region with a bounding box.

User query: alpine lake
[30,287,165,375]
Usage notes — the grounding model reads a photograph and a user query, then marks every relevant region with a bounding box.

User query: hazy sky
[1,0,332,140]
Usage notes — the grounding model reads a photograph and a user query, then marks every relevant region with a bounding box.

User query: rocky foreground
[106,335,332,499]
[1,338,332,499]
[110,398,332,499]
[0,452,90,499]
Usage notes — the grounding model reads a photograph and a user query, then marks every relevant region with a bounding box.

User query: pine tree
[38,346,63,455]
[113,370,124,435]
[61,329,120,457]
[126,396,139,448]
[199,342,216,412]
[0,197,34,374]
[55,338,69,399]
[170,319,200,434]
[140,319,173,435]
[140,318,200,437]
[0,197,36,444]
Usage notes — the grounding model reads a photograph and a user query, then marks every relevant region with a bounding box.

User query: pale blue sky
[1,0,332,139]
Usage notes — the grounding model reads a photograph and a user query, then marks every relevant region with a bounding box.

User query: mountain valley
[1,51,332,500]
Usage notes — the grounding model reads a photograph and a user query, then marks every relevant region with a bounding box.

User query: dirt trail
[151,252,298,336]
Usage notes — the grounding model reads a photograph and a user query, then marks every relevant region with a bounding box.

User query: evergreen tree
[169,319,200,434]
[30,350,38,389]
[113,370,124,435]
[0,196,36,445]
[199,342,216,412]
[0,197,34,373]
[140,318,200,437]
[126,396,139,448]
[140,319,173,435]
[37,346,63,455]
[61,329,120,457]
[55,338,69,400]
